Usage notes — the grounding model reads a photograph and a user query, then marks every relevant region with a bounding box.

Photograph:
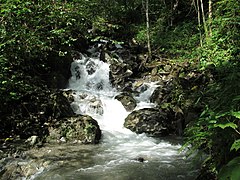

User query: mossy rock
[47,115,101,144]
[124,108,172,137]
[115,92,137,111]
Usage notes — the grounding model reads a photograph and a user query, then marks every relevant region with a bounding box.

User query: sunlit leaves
[231,111,240,119]
[0,0,94,106]
[214,122,237,130]
[231,139,240,151]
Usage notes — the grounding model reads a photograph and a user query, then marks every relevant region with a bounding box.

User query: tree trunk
[195,0,203,47]
[145,0,152,61]
[208,0,212,36]
[200,0,208,36]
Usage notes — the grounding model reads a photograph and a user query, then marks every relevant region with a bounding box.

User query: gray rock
[124,108,172,137]
[47,115,101,144]
[115,93,137,112]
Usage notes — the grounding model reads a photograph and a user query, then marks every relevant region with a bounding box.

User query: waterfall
[68,53,185,162]
[68,53,128,132]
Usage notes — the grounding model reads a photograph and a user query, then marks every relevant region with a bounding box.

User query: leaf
[231,111,240,119]
[215,112,229,118]
[214,122,238,129]
[10,92,17,96]
[1,80,7,84]
[231,139,240,151]
[219,156,240,180]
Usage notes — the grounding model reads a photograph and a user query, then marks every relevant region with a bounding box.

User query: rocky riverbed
[0,40,211,179]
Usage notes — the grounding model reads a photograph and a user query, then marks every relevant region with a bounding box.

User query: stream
[0,49,202,180]
[31,52,202,179]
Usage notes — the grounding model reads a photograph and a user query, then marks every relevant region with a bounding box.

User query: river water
[33,53,201,179]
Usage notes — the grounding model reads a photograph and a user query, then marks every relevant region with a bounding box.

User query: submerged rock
[124,108,172,137]
[47,115,101,144]
[134,157,145,162]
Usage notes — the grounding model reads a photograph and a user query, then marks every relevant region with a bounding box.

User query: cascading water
[33,50,201,180]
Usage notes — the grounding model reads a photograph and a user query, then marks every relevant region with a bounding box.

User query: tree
[145,0,152,61]
[208,0,212,36]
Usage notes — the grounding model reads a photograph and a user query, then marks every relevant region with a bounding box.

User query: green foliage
[231,140,240,152]
[182,2,240,174]
[135,25,147,44]
[185,108,240,170]
[0,0,91,109]
[151,21,200,58]
[184,64,240,173]
[198,0,240,67]
[1,0,89,60]
[218,156,240,180]
[0,55,33,103]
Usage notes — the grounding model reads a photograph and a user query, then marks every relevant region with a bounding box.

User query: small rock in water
[135,157,145,162]
[86,60,97,75]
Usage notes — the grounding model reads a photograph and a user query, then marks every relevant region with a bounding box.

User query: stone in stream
[124,108,172,137]
[46,115,102,144]
[115,92,137,112]
[134,157,145,162]
[86,59,97,75]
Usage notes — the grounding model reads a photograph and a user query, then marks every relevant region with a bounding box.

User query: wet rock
[1,159,50,180]
[86,59,97,75]
[133,80,144,90]
[115,92,137,112]
[124,108,172,137]
[134,82,148,93]
[47,115,101,144]
[150,86,164,105]
[47,72,69,89]
[47,91,75,118]
[61,89,75,103]
[25,135,38,146]
[164,64,172,72]
[1,163,21,180]
[134,157,145,162]
[71,93,104,116]
[151,67,158,76]
[100,51,134,89]
[88,99,104,115]
[95,42,142,89]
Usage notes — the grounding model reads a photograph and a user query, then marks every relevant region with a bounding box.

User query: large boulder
[46,90,75,118]
[47,115,101,144]
[124,108,173,137]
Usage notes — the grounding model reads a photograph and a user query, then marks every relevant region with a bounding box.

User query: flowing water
[33,53,202,180]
